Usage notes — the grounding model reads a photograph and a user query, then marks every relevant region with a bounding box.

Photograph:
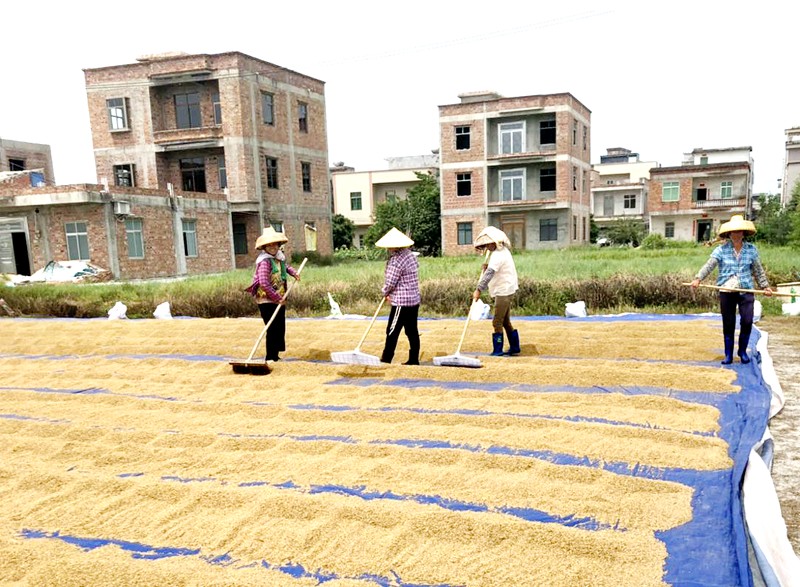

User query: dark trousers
[381,304,420,364]
[719,292,754,353]
[258,302,286,360]
[492,294,515,337]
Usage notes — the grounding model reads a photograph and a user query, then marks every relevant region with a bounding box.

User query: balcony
[486,145,557,166]
[153,126,224,151]
[693,197,746,209]
[487,196,561,211]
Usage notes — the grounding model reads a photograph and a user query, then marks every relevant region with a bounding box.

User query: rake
[230,257,307,375]
[330,297,386,366]
[433,249,491,369]
[682,282,796,297]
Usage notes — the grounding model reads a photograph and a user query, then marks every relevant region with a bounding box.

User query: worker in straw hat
[375,227,421,365]
[472,226,520,356]
[691,214,772,365]
[245,226,301,362]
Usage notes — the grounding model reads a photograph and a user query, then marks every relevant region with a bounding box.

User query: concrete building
[438,91,591,255]
[591,147,658,233]
[0,169,232,279]
[331,154,438,247]
[782,127,800,207]
[648,146,753,242]
[0,138,55,184]
[83,51,333,266]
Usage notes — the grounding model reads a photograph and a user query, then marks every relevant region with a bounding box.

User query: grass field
[2,244,798,319]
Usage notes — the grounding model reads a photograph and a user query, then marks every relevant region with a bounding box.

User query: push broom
[433,249,491,368]
[230,257,307,375]
[330,297,386,366]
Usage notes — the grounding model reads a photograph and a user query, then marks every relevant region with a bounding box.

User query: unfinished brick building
[438,92,591,254]
[83,51,333,267]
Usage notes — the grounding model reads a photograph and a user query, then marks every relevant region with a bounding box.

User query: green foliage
[640,233,667,249]
[788,181,800,248]
[363,172,441,255]
[4,244,798,318]
[291,250,333,266]
[605,218,646,247]
[754,193,793,245]
[331,214,355,249]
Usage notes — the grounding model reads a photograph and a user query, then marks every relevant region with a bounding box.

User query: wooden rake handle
[246,257,308,361]
[455,249,493,355]
[682,282,794,298]
[354,297,386,352]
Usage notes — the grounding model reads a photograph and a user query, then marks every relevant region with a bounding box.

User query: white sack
[565,300,587,318]
[153,302,173,320]
[470,299,491,321]
[107,301,128,320]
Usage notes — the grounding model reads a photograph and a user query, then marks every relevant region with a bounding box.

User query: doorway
[500,217,526,250]
[696,219,713,243]
[0,219,31,275]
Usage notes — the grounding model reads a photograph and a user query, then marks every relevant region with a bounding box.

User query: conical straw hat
[375,227,414,248]
[718,215,756,237]
[255,226,288,249]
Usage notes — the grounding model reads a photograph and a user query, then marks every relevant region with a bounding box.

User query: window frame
[261,92,275,125]
[499,121,525,154]
[457,222,473,245]
[182,219,198,258]
[8,158,25,171]
[107,98,129,131]
[623,194,636,209]
[455,126,471,150]
[174,92,201,129]
[539,218,558,242]
[720,181,733,199]
[212,92,222,126]
[301,161,312,192]
[499,168,525,201]
[539,119,556,145]
[350,191,362,211]
[125,217,144,259]
[665,222,675,238]
[266,156,279,189]
[456,172,472,196]
[113,163,134,187]
[65,221,90,261]
[662,181,680,202]
[218,157,227,190]
[180,157,207,193]
[540,166,556,192]
[298,101,308,133]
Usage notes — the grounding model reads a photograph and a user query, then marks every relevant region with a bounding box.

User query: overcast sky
[2,1,797,194]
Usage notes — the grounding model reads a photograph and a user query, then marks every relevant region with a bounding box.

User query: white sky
[2,1,797,194]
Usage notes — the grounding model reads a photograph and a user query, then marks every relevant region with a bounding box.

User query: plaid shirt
[246,252,298,304]
[382,248,420,306]
[696,241,769,290]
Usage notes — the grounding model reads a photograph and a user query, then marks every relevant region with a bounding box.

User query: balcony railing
[487,196,559,207]
[153,126,223,148]
[693,197,746,209]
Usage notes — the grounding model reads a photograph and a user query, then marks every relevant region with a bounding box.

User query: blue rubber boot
[506,330,521,356]
[721,336,734,365]
[738,347,751,364]
[491,333,504,356]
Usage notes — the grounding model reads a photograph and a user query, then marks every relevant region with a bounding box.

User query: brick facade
[439,92,591,254]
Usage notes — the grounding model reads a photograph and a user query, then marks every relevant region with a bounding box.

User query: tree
[753,193,792,245]
[605,218,646,247]
[332,214,355,249]
[787,181,800,248]
[364,172,442,255]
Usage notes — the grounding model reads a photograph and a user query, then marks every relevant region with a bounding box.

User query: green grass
[2,244,798,319]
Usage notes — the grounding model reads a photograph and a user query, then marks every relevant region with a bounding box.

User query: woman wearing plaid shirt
[691,215,773,365]
[374,227,421,366]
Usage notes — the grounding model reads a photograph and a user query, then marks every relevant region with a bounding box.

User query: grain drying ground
[0,315,781,586]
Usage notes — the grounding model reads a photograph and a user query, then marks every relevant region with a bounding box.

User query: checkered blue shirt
[382,248,420,306]
[696,241,769,290]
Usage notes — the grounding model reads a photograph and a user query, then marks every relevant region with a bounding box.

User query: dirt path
[759,315,800,554]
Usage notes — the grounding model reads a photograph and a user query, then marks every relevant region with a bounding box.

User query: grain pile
[0,316,744,586]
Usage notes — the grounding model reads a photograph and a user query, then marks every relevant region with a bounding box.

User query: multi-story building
[438,91,591,254]
[591,148,657,233]
[83,51,332,265]
[782,127,800,207]
[648,146,753,242]
[331,154,438,247]
[0,138,55,184]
